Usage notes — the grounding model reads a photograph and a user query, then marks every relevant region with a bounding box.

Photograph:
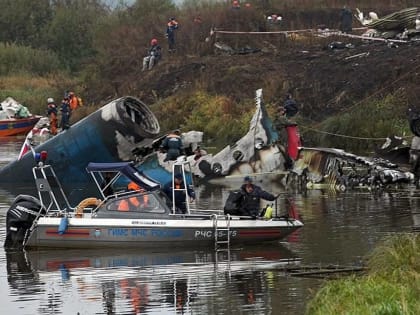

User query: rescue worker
[68,91,80,111]
[193,146,207,161]
[340,6,353,33]
[283,93,298,118]
[232,0,240,9]
[238,176,276,218]
[273,105,300,170]
[46,97,58,135]
[274,103,294,131]
[166,17,179,52]
[142,38,162,71]
[117,181,145,211]
[160,129,184,161]
[60,96,71,130]
[164,173,195,214]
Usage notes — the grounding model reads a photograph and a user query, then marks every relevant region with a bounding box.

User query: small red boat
[0,116,42,137]
[0,97,42,136]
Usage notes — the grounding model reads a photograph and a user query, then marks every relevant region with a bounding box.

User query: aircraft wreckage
[0,96,160,186]
[0,91,415,196]
[355,7,420,41]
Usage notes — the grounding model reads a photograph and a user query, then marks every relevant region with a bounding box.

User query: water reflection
[0,136,22,164]
[6,246,300,314]
[2,139,420,313]
[407,190,420,231]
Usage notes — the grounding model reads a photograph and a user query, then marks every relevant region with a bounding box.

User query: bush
[0,43,62,76]
[154,91,251,150]
[302,92,411,154]
[0,74,80,115]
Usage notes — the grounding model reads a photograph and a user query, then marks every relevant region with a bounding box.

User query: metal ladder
[171,160,194,214]
[213,214,232,278]
[213,214,231,249]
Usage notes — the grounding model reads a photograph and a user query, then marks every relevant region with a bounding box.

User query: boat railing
[32,164,73,214]
[170,210,263,221]
[190,208,224,215]
[171,159,195,214]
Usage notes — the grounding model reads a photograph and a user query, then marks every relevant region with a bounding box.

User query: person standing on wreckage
[160,129,184,161]
[273,94,301,169]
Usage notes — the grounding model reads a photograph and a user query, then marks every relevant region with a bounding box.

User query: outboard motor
[4,195,45,250]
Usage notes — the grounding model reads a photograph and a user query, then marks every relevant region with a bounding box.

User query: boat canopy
[86,162,161,191]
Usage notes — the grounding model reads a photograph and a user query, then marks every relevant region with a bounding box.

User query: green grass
[0,74,83,115]
[302,92,412,154]
[306,233,420,315]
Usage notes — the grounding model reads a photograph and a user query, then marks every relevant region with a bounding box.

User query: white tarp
[0,97,32,119]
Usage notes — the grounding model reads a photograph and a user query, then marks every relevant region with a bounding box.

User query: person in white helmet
[142,38,162,71]
[46,97,58,135]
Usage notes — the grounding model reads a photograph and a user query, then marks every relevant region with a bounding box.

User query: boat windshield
[156,190,173,209]
[104,192,167,214]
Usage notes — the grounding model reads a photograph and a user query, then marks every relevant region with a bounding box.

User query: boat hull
[25,217,302,248]
[0,116,41,137]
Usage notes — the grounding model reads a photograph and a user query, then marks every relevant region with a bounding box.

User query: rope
[214,27,420,143]
[214,29,313,35]
[300,125,389,141]
[305,59,420,135]
[212,27,368,35]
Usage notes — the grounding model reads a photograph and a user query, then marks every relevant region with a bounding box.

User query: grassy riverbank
[2,1,420,153]
[306,233,420,314]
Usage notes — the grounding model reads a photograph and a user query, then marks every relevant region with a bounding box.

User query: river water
[0,137,418,314]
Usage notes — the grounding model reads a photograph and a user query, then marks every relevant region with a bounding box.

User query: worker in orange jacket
[118,181,148,211]
[68,91,82,111]
[46,97,58,135]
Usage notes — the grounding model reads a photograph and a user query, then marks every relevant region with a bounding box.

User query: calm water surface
[0,138,418,314]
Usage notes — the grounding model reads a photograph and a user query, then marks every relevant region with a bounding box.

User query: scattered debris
[295,147,415,191]
[355,7,420,41]
[327,41,355,50]
[344,52,370,60]
[214,42,261,55]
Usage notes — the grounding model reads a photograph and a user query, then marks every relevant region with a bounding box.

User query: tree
[42,0,108,71]
[0,0,51,47]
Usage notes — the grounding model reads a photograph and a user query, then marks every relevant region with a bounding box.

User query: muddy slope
[133,35,420,122]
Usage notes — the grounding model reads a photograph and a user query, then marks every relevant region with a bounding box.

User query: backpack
[77,96,83,107]
[223,190,243,215]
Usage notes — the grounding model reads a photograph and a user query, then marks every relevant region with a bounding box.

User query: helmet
[151,38,158,45]
[47,97,54,103]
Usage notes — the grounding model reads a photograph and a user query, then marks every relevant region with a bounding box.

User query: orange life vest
[69,95,79,110]
[118,197,140,211]
[127,181,149,206]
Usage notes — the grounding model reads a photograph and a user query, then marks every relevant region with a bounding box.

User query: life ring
[75,198,102,218]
